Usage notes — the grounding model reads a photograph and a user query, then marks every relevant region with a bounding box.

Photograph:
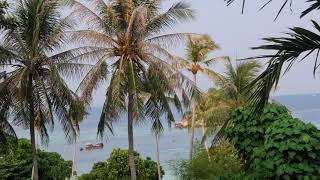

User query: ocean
[14,94,320,179]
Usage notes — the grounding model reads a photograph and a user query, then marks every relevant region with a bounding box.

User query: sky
[171,0,319,95]
[66,0,320,107]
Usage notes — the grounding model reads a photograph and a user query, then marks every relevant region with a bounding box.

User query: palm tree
[177,34,228,160]
[223,1,320,114]
[65,0,198,179]
[0,0,16,154]
[145,65,183,180]
[203,60,261,145]
[247,21,320,114]
[222,60,261,106]
[0,0,88,179]
[68,100,86,179]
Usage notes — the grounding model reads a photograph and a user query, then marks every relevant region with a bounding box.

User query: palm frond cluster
[225,0,320,20]
[0,0,203,179]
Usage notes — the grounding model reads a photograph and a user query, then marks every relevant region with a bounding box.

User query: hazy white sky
[78,0,320,106]
[172,0,319,95]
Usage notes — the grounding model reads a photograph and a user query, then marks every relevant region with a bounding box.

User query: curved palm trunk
[189,73,196,160]
[128,95,137,180]
[71,121,77,179]
[155,134,161,180]
[35,128,38,150]
[28,75,39,180]
[201,123,211,161]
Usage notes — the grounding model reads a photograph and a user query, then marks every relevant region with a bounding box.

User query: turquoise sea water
[14,94,320,179]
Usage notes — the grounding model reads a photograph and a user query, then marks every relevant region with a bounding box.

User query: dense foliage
[79,149,164,180]
[252,118,320,178]
[172,140,242,180]
[0,0,15,29]
[228,103,320,178]
[227,103,291,163]
[0,138,72,180]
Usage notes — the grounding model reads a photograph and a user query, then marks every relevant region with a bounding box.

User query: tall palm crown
[66,0,198,178]
[0,0,84,178]
[66,0,197,136]
[178,35,229,81]
[223,60,261,105]
[196,61,261,146]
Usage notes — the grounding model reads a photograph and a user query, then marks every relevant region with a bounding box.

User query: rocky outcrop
[83,143,104,150]
[175,117,204,129]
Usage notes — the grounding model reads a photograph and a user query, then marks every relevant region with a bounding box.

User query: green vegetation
[0,0,319,179]
[227,103,320,178]
[173,103,320,179]
[252,118,320,178]
[227,103,291,163]
[79,149,163,180]
[0,138,71,180]
[172,140,242,180]
[0,0,15,29]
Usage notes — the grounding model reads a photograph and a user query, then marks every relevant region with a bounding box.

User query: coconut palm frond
[301,0,320,18]
[145,1,194,35]
[126,6,148,42]
[65,0,104,29]
[203,56,230,66]
[55,62,93,79]
[47,66,77,143]
[201,67,226,85]
[68,30,116,47]
[97,70,126,138]
[0,83,17,153]
[76,58,109,104]
[146,33,202,49]
[226,0,320,20]
[51,46,110,64]
[248,21,320,113]
[210,118,230,146]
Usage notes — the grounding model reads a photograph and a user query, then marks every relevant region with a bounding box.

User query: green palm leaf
[248,21,320,113]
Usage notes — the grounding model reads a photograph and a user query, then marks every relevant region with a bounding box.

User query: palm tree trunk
[128,94,137,180]
[189,73,197,160]
[28,74,39,180]
[201,124,211,161]
[35,128,38,150]
[155,133,162,180]
[71,121,77,179]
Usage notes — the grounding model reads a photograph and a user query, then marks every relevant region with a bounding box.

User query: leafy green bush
[0,138,72,180]
[78,173,95,180]
[172,140,243,180]
[79,149,164,180]
[228,103,320,178]
[252,118,320,179]
[227,103,291,163]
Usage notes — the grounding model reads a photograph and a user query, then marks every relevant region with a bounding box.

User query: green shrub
[252,118,320,179]
[228,103,320,178]
[172,140,243,180]
[38,151,72,180]
[79,149,164,180]
[89,161,108,179]
[78,173,95,180]
[227,103,291,163]
[0,138,72,180]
